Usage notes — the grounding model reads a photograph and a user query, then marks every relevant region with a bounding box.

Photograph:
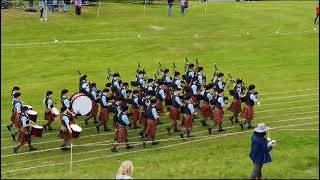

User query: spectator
[181,0,186,16]
[39,0,47,21]
[168,0,174,16]
[116,160,134,179]
[315,3,319,24]
[249,123,276,180]
[75,0,82,15]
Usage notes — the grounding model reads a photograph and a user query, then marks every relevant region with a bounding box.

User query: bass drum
[70,92,93,116]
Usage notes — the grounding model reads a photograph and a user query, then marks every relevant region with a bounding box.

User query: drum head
[27,110,37,115]
[71,95,92,116]
[51,107,60,115]
[23,105,33,109]
[32,125,43,129]
[70,124,82,132]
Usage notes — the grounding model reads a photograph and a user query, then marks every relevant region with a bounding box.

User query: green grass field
[1,1,319,179]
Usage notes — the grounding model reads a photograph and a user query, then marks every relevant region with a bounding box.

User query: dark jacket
[249,133,273,164]
[168,0,174,5]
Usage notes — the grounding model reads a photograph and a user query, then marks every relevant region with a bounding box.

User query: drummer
[60,89,76,117]
[59,107,73,151]
[79,74,90,94]
[9,92,23,141]
[7,87,21,135]
[84,83,99,125]
[43,91,56,131]
[13,106,37,153]
[96,88,111,132]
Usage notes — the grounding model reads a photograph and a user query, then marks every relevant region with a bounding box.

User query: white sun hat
[254,123,269,133]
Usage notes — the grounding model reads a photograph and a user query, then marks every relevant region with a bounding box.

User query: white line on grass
[1,121,318,174]
[255,105,319,114]
[271,129,319,131]
[261,94,318,101]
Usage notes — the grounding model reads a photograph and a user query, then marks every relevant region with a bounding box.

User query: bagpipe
[106,67,113,81]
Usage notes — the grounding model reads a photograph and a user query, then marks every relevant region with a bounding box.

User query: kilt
[169,107,180,121]
[99,107,109,123]
[231,99,242,114]
[182,114,193,129]
[44,111,55,122]
[243,105,254,121]
[214,107,223,123]
[13,112,21,129]
[90,101,98,116]
[146,119,157,139]
[131,108,140,123]
[59,126,71,140]
[156,100,164,113]
[115,127,128,143]
[18,127,31,145]
[139,112,148,130]
[201,102,212,118]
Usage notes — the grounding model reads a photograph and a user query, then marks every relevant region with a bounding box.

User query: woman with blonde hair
[116,160,134,179]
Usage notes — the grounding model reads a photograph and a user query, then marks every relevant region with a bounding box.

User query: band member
[111,73,121,96]
[173,71,183,89]
[208,89,227,134]
[185,63,195,83]
[59,107,73,150]
[167,87,184,134]
[138,91,152,138]
[136,70,146,92]
[111,105,133,152]
[84,83,99,125]
[9,92,23,141]
[96,88,111,132]
[161,69,172,84]
[120,82,129,100]
[130,90,141,129]
[190,77,199,105]
[196,67,205,86]
[43,91,56,130]
[240,85,258,130]
[143,99,160,146]
[180,95,195,139]
[229,79,244,124]
[146,78,155,92]
[214,72,225,92]
[7,86,20,134]
[13,106,37,153]
[61,89,76,116]
[161,69,172,106]
[79,74,90,94]
[199,85,213,126]
[155,81,166,114]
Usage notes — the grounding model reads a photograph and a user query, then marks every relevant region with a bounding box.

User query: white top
[116,175,133,180]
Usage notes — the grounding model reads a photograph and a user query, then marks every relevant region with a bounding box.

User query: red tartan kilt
[18,128,31,145]
[214,108,223,123]
[90,101,98,116]
[147,119,157,139]
[243,105,254,121]
[44,111,55,122]
[116,127,128,143]
[13,112,20,129]
[59,129,71,140]
[131,108,140,122]
[231,99,242,113]
[169,107,180,120]
[156,100,164,113]
[99,107,109,122]
[201,103,212,118]
[191,95,197,104]
[140,116,148,130]
[182,114,193,129]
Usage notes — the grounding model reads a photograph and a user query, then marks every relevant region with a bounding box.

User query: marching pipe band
[7,58,261,153]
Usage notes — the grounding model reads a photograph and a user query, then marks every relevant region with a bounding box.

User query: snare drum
[70,93,93,116]
[31,125,43,137]
[27,110,38,123]
[23,105,33,110]
[70,124,82,138]
[51,107,60,116]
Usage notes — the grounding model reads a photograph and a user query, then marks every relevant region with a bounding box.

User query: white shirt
[15,101,22,113]
[188,71,195,78]
[200,90,212,101]
[250,94,258,103]
[116,174,133,180]
[197,75,204,84]
[188,103,195,114]
[133,97,139,105]
[217,80,224,90]
[165,75,172,83]
[121,89,127,99]
[152,106,159,119]
[191,84,197,95]
[175,96,182,105]
[217,96,225,107]
[121,115,130,125]
[81,82,90,92]
[158,89,165,99]
[113,81,121,90]
[21,114,29,127]
[47,98,53,109]
[101,96,108,106]
[63,97,70,108]
[174,79,182,89]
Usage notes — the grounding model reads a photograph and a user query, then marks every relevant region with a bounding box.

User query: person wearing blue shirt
[249,123,275,179]
[96,88,111,132]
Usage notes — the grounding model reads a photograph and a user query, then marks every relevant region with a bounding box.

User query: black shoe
[29,147,37,151]
[85,120,88,125]
[248,125,254,129]
[103,128,110,132]
[229,117,234,124]
[142,142,146,148]
[218,129,225,132]
[180,134,184,138]
[166,127,171,135]
[43,125,47,131]
[111,148,117,152]
[126,144,133,149]
[48,128,54,131]
[96,125,100,133]
[11,134,16,141]
[94,121,99,124]
[138,131,144,138]
[151,141,159,145]
[60,145,68,151]
[174,129,181,132]
[208,128,212,135]
[7,125,11,132]
[240,123,244,131]
[13,147,18,153]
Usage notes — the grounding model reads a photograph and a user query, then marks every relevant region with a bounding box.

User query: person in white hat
[249,123,276,180]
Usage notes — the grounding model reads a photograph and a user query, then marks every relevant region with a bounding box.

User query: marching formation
[6,58,260,153]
